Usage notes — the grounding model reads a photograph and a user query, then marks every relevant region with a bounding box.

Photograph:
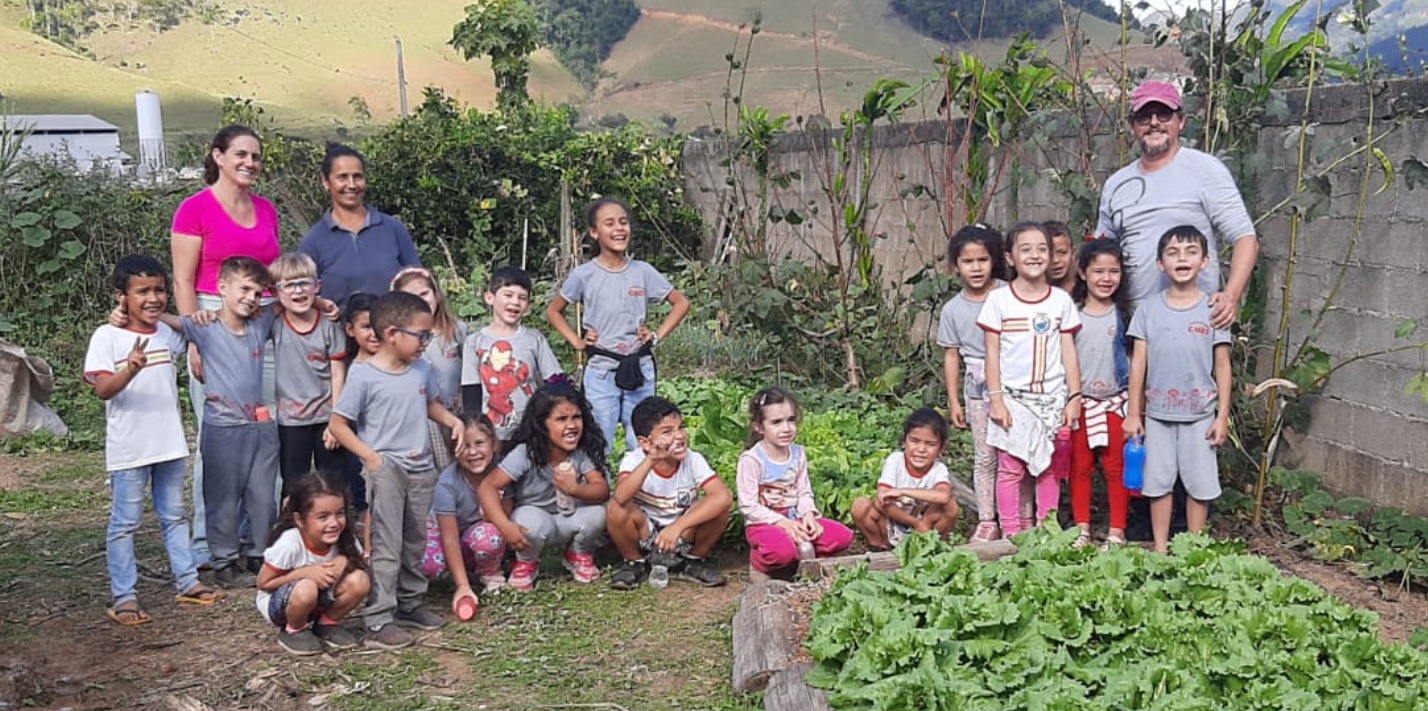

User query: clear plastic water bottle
[554,461,575,516]
[1123,436,1145,492]
[648,551,672,589]
[648,562,669,589]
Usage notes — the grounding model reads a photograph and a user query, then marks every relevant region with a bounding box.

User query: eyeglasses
[276,278,317,293]
[1130,107,1179,126]
[393,327,434,347]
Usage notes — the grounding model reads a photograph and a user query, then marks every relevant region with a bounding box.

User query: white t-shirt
[83,323,189,471]
[976,284,1081,394]
[255,528,342,622]
[618,449,719,528]
[876,452,951,518]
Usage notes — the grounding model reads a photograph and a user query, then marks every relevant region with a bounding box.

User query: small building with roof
[1,114,129,174]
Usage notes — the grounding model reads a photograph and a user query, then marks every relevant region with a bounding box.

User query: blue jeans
[107,457,199,603]
[583,356,655,454]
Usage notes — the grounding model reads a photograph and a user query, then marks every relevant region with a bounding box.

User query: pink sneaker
[507,560,539,591]
[563,550,600,583]
[970,521,1000,544]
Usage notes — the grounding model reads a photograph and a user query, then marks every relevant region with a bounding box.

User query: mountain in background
[0,0,1150,140]
[1263,0,1428,68]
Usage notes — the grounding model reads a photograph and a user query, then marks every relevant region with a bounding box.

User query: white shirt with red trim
[977,284,1081,394]
[876,452,951,518]
[83,323,188,471]
[256,527,342,622]
[618,449,719,528]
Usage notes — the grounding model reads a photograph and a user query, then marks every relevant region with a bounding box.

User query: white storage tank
[135,90,165,176]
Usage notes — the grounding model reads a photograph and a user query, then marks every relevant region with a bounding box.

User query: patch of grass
[309,651,461,711]
[0,455,107,515]
[0,486,104,515]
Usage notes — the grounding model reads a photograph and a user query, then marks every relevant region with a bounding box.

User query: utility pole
[395,35,409,119]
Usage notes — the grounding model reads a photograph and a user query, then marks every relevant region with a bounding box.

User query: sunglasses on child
[393,326,434,346]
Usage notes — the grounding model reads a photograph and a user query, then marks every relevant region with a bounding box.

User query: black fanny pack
[587,342,655,391]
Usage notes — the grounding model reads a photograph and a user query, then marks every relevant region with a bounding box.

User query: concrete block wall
[681,78,1428,512]
[1257,80,1428,513]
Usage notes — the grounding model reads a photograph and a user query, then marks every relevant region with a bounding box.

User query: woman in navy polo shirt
[299,144,422,307]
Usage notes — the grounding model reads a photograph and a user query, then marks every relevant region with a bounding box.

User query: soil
[6,448,1428,710]
[0,454,754,711]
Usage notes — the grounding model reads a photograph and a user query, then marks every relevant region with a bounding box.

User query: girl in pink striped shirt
[735,387,852,575]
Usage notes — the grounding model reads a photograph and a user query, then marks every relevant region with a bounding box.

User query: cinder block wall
[681,78,1428,512]
[1256,80,1428,513]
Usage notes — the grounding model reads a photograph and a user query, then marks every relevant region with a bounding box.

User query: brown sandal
[175,584,226,605]
[106,599,152,626]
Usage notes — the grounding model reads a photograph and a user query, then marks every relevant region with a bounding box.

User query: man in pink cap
[1095,80,1259,328]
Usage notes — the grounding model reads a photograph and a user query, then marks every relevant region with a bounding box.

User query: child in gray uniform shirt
[547,198,690,453]
[268,253,348,498]
[1123,225,1232,555]
[329,291,466,650]
[178,257,281,588]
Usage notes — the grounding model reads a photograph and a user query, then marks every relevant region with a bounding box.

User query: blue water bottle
[1123,436,1145,492]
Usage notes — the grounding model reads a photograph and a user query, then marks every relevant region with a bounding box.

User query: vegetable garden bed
[797,527,1428,710]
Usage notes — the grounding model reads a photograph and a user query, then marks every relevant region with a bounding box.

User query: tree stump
[731,581,796,693]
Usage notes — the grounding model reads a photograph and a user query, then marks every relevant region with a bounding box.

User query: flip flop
[106,600,152,626]
[175,584,227,606]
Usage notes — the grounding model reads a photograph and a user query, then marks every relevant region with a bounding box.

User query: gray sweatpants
[511,504,607,562]
[200,421,278,568]
[365,456,437,630]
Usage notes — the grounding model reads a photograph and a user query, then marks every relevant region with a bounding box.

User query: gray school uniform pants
[200,421,278,568]
[510,504,607,562]
[365,457,437,630]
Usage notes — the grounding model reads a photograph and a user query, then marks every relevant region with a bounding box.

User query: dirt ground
[5,451,1428,710]
[0,452,754,711]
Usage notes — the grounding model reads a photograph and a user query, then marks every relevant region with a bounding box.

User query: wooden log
[764,663,830,711]
[797,538,1018,579]
[731,582,796,693]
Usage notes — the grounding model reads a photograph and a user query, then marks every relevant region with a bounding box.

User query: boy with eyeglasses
[328,291,466,650]
[269,253,349,498]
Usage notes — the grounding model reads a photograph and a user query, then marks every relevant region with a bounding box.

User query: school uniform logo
[628,286,647,298]
[1031,314,1054,334]
[1188,321,1212,335]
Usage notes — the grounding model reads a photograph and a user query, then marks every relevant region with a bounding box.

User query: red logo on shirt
[628,287,646,297]
[1188,321,1211,335]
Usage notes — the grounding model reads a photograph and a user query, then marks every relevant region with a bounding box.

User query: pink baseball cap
[1130,81,1182,112]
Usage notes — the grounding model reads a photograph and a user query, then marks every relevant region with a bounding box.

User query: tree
[450,0,543,110]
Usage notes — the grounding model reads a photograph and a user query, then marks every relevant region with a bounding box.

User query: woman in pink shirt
[170,124,282,563]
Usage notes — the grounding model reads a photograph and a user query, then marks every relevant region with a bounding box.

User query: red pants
[1070,409,1130,529]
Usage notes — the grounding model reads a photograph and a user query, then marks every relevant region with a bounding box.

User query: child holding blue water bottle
[1123,225,1232,554]
[1069,239,1133,549]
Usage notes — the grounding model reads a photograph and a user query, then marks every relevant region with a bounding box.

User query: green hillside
[0,0,1136,140]
[0,0,583,137]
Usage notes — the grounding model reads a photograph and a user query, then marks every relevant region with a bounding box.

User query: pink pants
[996,451,1062,536]
[421,518,506,579]
[745,518,853,573]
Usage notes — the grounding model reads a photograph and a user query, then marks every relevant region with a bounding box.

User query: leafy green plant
[807,528,1428,709]
[1277,467,1428,594]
